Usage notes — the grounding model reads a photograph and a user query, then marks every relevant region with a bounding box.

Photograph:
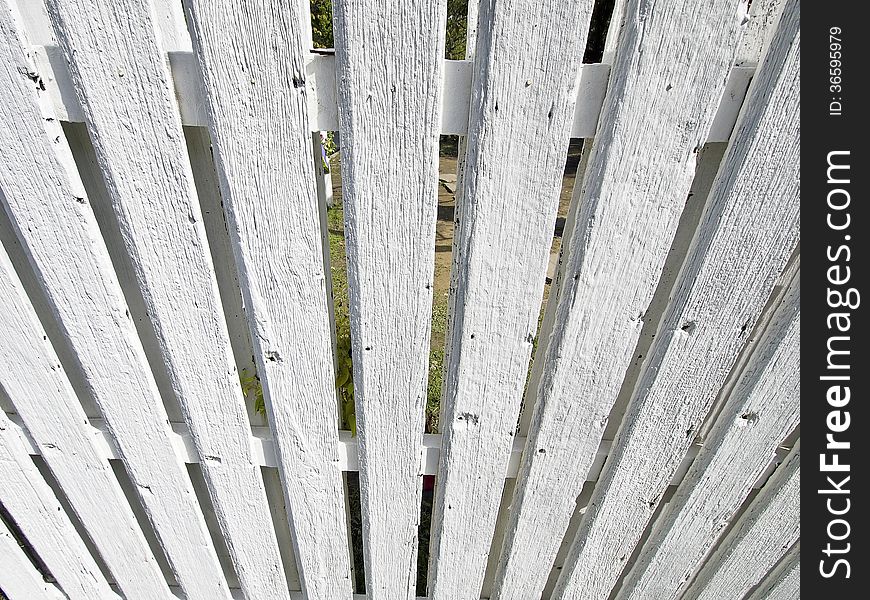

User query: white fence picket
[0,4,235,597]
[0,515,58,600]
[427,1,596,598]
[746,543,800,600]
[181,1,353,597]
[0,410,116,600]
[0,246,168,599]
[616,272,799,600]
[332,0,445,597]
[43,1,289,596]
[684,443,801,600]
[550,4,800,598]
[491,1,745,597]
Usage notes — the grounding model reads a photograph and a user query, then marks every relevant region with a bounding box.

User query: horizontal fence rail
[30,45,753,142]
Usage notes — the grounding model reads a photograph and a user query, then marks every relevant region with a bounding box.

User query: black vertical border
[803,1,868,596]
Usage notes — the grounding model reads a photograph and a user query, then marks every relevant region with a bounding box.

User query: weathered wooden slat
[43,1,288,597]
[684,443,801,600]
[332,0,444,597]
[616,272,799,600]
[181,1,352,597]
[491,1,745,597]
[0,410,116,600]
[428,1,596,598]
[746,543,800,600]
[0,514,57,600]
[548,4,800,598]
[0,247,167,598]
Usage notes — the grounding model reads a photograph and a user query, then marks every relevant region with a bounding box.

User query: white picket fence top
[0,0,799,599]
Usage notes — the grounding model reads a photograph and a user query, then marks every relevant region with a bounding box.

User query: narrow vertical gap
[309,0,334,50]
[518,138,586,434]
[183,126,264,427]
[479,478,517,598]
[107,460,179,588]
[345,471,366,593]
[29,455,115,586]
[605,485,679,600]
[0,500,54,584]
[416,474,436,596]
[260,467,302,592]
[321,133,356,435]
[427,136,462,434]
[444,0,470,60]
[185,463,240,590]
[541,481,596,599]
[60,120,185,422]
[582,0,618,64]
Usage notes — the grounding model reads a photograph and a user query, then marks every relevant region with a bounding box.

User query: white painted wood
[0,411,117,599]
[0,4,237,597]
[181,1,352,597]
[43,1,289,597]
[550,4,800,597]
[616,273,800,600]
[736,0,785,66]
[332,0,445,596]
[0,247,168,598]
[0,515,56,600]
[28,43,751,142]
[428,1,595,598]
[491,1,745,597]
[746,543,800,600]
[685,443,801,600]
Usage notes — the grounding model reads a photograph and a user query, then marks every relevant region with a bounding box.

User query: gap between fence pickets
[5,412,782,489]
[28,44,752,143]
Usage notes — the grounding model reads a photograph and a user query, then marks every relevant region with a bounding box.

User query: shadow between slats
[0,192,96,418]
[29,455,114,587]
[0,498,55,586]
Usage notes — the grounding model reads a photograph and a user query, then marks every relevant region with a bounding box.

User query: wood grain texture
[0,246,167,599]
[616,273,799,600]
[0,514,56,600]
[685,443,800,600]
[0,4,234,597]
[332,1,445,597]
[0,410,116,600]
[181,1,353,597]
[43,1,288,597]
[746,543,800,600]
[551,4,800,597]
[429,1,596,598]
[492,2,743,598]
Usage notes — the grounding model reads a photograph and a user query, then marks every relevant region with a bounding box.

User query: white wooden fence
[0,0,799,599]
